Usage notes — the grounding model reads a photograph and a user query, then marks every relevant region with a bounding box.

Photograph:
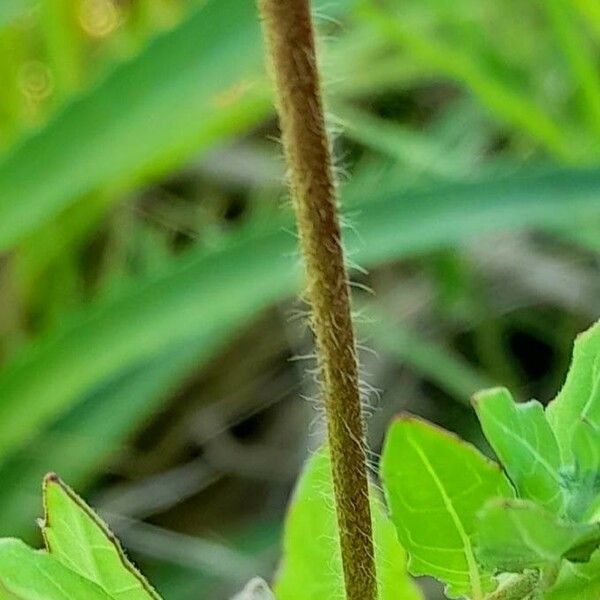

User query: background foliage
[0,0,599,598]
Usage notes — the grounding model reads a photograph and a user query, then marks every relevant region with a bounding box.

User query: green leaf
[474,387,563,511]
[274,448,423,600]
[476,499,600,572]
[546,550,600,600]
[562,418,600,521]
[363,311,491,406]
[547,320,600,464]
[546,321,600,520]
[232,578,275,600]
[2,166,600,469]
[0,228,297,465]
[0,0,268,251]
[572,418,600,475]
[0,538,112,600]
[0,330,231,537]
[42,474,161,599]
[0,1,34,28]
[381,416,514,599]
[359,2,573,160]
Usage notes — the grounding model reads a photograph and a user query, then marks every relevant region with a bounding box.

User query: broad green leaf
[546,550,600,600]
[381,416,514,599]
[2,166,600,467]
[275,448,423,600]
[476,499,600,572]
[42,475,161,599]
[474,387,563,511]
[0,538,112,600]
[547,320,600,463]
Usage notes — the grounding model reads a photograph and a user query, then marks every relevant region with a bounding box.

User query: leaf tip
[43,472,61,488]
[392,411,420,424]
[472,386,509,407]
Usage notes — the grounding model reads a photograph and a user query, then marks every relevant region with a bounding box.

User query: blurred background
[0,0,599,598]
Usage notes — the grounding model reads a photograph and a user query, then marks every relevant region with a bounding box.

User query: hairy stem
[256,2,378,600]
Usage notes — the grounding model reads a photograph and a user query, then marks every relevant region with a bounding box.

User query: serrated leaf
[0,538,112,600]
[42,474,161,600]
[381,416,514,600]
[476,499,600,572]
[474,387,563,511]
[547,320,600,464]
[546,550,600,600]
[274,448,423,600]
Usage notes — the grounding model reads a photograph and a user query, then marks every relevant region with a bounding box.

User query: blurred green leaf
[0,329,230,536]
[474,387,563,511]
[1,167,600,470]
[0,0,34,28]
[381,415,513,599]
[573,0,600,40]
[476,498,600,571]
[544,0,600,142]
[275,447,423,600]
[0,227,296,465]
[364,312,490,406]
[0,538,112,600]
[334,103,472,180]
[42,475,161,599]
[0,0,268,251]
[359,1,575,160]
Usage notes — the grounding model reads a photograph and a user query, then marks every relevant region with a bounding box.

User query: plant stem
[256,2,378,600]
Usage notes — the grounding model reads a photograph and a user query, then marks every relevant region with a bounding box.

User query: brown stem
[256,2,378,600]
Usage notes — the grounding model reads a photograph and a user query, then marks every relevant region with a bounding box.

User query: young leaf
[547,320,600,463]
[563,418,600,521]
[476,498,600,572]
[274,448,423,600]
[42,474,162,600]
[381,416,514,600]
[0,538,112,599]
[546,550,600,600]
[474,387,563,511]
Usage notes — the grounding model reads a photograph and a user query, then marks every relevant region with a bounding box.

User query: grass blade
[0,0,268,251]
[0,166,599,470]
